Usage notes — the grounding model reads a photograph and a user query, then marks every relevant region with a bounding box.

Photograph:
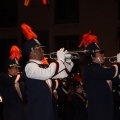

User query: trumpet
[104,56,117,63]
[44,50,89,60]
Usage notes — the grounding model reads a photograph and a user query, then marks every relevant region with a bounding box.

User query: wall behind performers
[0,0,18,28]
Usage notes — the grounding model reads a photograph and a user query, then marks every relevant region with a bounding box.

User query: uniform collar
[29,59,43,64]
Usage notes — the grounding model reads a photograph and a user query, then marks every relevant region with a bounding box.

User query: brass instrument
[44,50,89,60]
[104,56,117,63]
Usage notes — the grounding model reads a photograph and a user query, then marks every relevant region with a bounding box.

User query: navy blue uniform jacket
[83,62,120,120]
[24,64,54,120]
[0,73,25,120]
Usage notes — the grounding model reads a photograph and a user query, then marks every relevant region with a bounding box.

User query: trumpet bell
[104,56,117,63]
[65,53,80,59]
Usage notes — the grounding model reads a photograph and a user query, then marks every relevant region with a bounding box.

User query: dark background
[0,0,119,72]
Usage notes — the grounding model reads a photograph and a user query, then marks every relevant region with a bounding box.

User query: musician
[78,31,120,120]
[21,23,74,120]
[72,81,88,120]
[0,45,26,120]
[112,76,120,120]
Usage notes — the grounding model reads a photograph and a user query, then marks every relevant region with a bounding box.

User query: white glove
[65,54,72,63]
[117,53,120,62]
[57,48,67,62]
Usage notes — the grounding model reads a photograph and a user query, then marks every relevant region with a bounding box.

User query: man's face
[92,51,105,64]
[8,67,19,76]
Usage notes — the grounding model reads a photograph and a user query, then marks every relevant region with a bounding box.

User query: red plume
[9,45,22,60]
[74,74,82,82]
[78,31,98,47]
[42,57,49,65]
[24,0,30,6]
[21,23,38,40]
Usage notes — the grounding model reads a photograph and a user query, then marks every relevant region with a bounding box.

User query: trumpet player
[21,23,74,120]
[78,31,120,120]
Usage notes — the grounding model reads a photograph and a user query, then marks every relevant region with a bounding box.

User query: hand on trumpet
[57,48,67,62]
[65,54,72,63]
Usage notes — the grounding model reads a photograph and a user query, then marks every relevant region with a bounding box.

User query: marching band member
[78,31,120,120]
[0,45,26,120]
[21,23,74,120]
[72,81,88,120]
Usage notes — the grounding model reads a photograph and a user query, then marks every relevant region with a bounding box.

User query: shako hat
[4,45,22,73]
[78,31,104,55]
[21,23,45,56]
